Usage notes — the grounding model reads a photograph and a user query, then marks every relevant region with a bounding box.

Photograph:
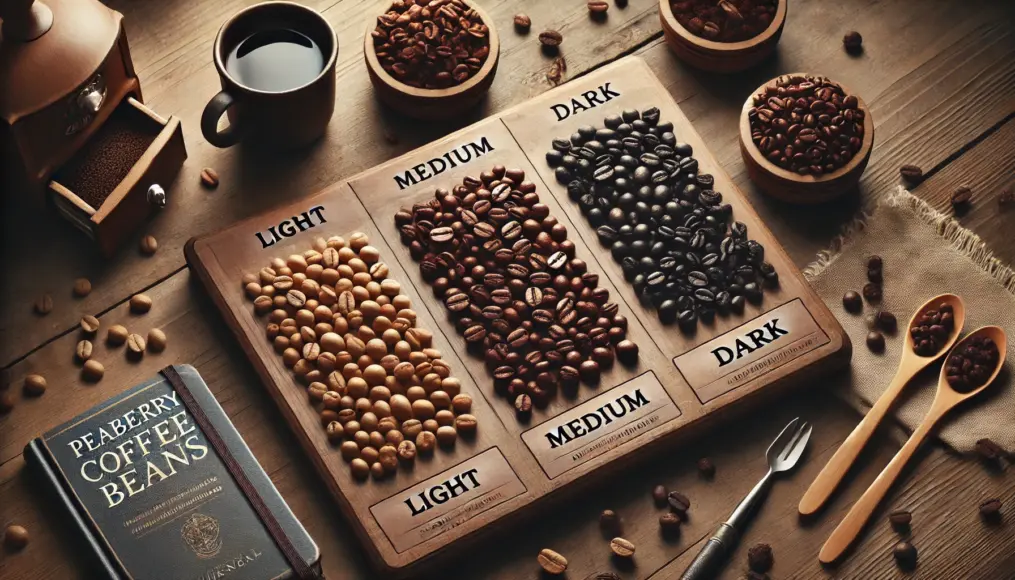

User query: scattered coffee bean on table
[75,340,93,363]
[667,490,690,514]
[909,303,954,355]
[893,540,917,569]
[3,524,29,550]
[243,234,473,479]
[748,75,865,176]
[0,391,14,414]
[944,335,1000,391]
[609,537,635,557]
[979,498,1002,521]
[80,314,100,334]
[24,374,46,396]
[697,457,715,477]
[950,184,972,210]
[34,294,53,315]
[73,277,92,297]
[82,360,105,382]
[200,167,220,189]
[107,324,129,346]
[548,108,776,329]
[513,13,531,33]
[588,0,609,15]
[876,310,897,333]
[539,30,563,48]
[148,328,168,352]
[599,509,620,533]
[395,167,634,413]
[888,509,912,531]
[129,293,152,313]
[538,548,568,574]
[372,0,491,89]
[652,484,668,506]
[975,438,1006,462]
[670,0,778,42]
[127,333,147,357]
[862,282,881,303]
[899,164,923,184]
[866,330,885,353]
[842,290,862,313]
[659,511,681,533]
[843,30,863,53]
[747,543,773,572]
[140,234,159,255]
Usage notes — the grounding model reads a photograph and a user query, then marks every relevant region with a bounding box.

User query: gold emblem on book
[181,512,222,559]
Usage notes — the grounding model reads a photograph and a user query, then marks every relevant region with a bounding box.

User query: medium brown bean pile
[747,75,865,176]
[371,0,491,89]
[671,0,777,42]
[395,166,637,415]
[244,233,475,481]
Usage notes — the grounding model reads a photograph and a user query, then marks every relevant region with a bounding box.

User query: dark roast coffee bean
[862,283,881,302]
[866,331,885,352]
[888,509,912,531]
[747,544,773,573]
[667,491,690,514]
[893,541,917,570]
[842,290,863,313]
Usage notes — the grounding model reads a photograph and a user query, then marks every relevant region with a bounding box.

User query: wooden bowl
[659,0,787,73]
[363,0,499,120]
[738,74,874,204]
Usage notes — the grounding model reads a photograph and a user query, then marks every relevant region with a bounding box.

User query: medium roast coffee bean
[587,0,609,14]
[200,167,219,189]
[747,543,773,573]
[538,548,568,574]
[975,438,1005,462]
[979,498,1002,521]
[659,512,681,533]
[667,491,690,513]
[539,30,563,48]
[696,457,715,478]
[899,164,923,184]
[888,509,912,530]
[951,185,973,209]
[513,13,531,32]
[652,484,668,506]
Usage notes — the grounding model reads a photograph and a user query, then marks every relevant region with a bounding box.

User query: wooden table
[2,0,1013,578]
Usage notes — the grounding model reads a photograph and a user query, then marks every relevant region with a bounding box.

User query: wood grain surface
[1,0,1014,578]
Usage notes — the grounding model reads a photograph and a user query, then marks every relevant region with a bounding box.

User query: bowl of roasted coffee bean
[659,0,786,73]
[740,73,874,203]
[364,0,500,120]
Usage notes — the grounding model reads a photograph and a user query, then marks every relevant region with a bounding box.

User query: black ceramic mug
[201,2,337,148]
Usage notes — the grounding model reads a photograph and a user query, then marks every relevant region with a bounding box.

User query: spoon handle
[819,409,942,564]
[799,367,915,515]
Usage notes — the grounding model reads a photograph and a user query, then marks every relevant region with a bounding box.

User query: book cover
[25,364,321,580]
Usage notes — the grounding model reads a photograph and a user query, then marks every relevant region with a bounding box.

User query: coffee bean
[24,374,46,396]
[842,30,863,53]
[867,255,883,271]
[652,484,668,506]
[951,184,973,209]
[747,543,773,572]
[842,290,863,313]
[200,167,219,188]
[80,314,100,334]
[82,359,105,382]
[667,491,690,513]
[34,293,53,315]
[75,340,93,362]
[866,331,885,352]
[975,438,1006,462]
[610,537,635,557]
[910,304,955,356]
[659,512,681,534]
[862,283,881,303]
[671,0,775,41]
[588,0,609,14]
[599,509,620,533]
[893,541,917,569]
[147,328,167,352]
[139,234,159,255]
[3,524,29,550]
[514,393,532,416]
[127,333,146,356]
[539,30,563,48]
[107,324,129,346]
[945,335,1000,391]
[0,391,15,414]
[538,548,568,574]
[888,509,912,531]
[900,164,923,184]
[513,13,531,33]
[979,498,1002,521]
[874,311,897,334]
[697,457,715,478]
[72,277,92,297]
[615,340,638,365]
[430,226,454,243]
[129,293,152,313]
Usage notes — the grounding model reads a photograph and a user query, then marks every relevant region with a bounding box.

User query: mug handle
[201,90,241,148]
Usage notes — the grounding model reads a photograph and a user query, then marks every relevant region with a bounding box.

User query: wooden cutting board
[185,56,850,575]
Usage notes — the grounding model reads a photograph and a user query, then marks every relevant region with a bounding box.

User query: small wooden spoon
[798,294,965,516]
[820,326,1007,564]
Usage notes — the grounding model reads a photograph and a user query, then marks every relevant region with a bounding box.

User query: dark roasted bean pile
[909,303,955,356]
[545,107,777,331]
[945,335,1000,392]
[395,166,638,413]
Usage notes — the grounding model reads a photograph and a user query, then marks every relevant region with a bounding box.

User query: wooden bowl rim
[738,73,874,185]
[658,0,787,52]
[363,0,500,100]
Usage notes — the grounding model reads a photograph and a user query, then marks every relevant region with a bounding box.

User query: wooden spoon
[798,294,965,516]
[820,326,1007,564]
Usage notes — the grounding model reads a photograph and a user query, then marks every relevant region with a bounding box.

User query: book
[25,364,321,580]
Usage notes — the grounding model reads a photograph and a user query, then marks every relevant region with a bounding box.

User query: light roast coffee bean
[129,294,152,313]
[80,315,100,334]
[73,277,92,297]
[538,548,568,574]
[24,374,46,396]
[82,360,105,382]
[610,537,635,557]
[140,234,159,255]
[200,167,220,189]
[75,340,93,362]
[3,524,29,550]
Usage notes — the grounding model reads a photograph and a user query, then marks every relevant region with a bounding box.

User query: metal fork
[680,417,813,580]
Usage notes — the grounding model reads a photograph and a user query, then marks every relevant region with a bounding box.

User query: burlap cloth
[803,186,1015,453]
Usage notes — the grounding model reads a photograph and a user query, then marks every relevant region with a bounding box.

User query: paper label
[370,448,525,552]
[673,299,829,403]
[521,372,679,479]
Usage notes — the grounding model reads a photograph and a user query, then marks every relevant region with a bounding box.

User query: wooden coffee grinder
[1,0,186,256]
